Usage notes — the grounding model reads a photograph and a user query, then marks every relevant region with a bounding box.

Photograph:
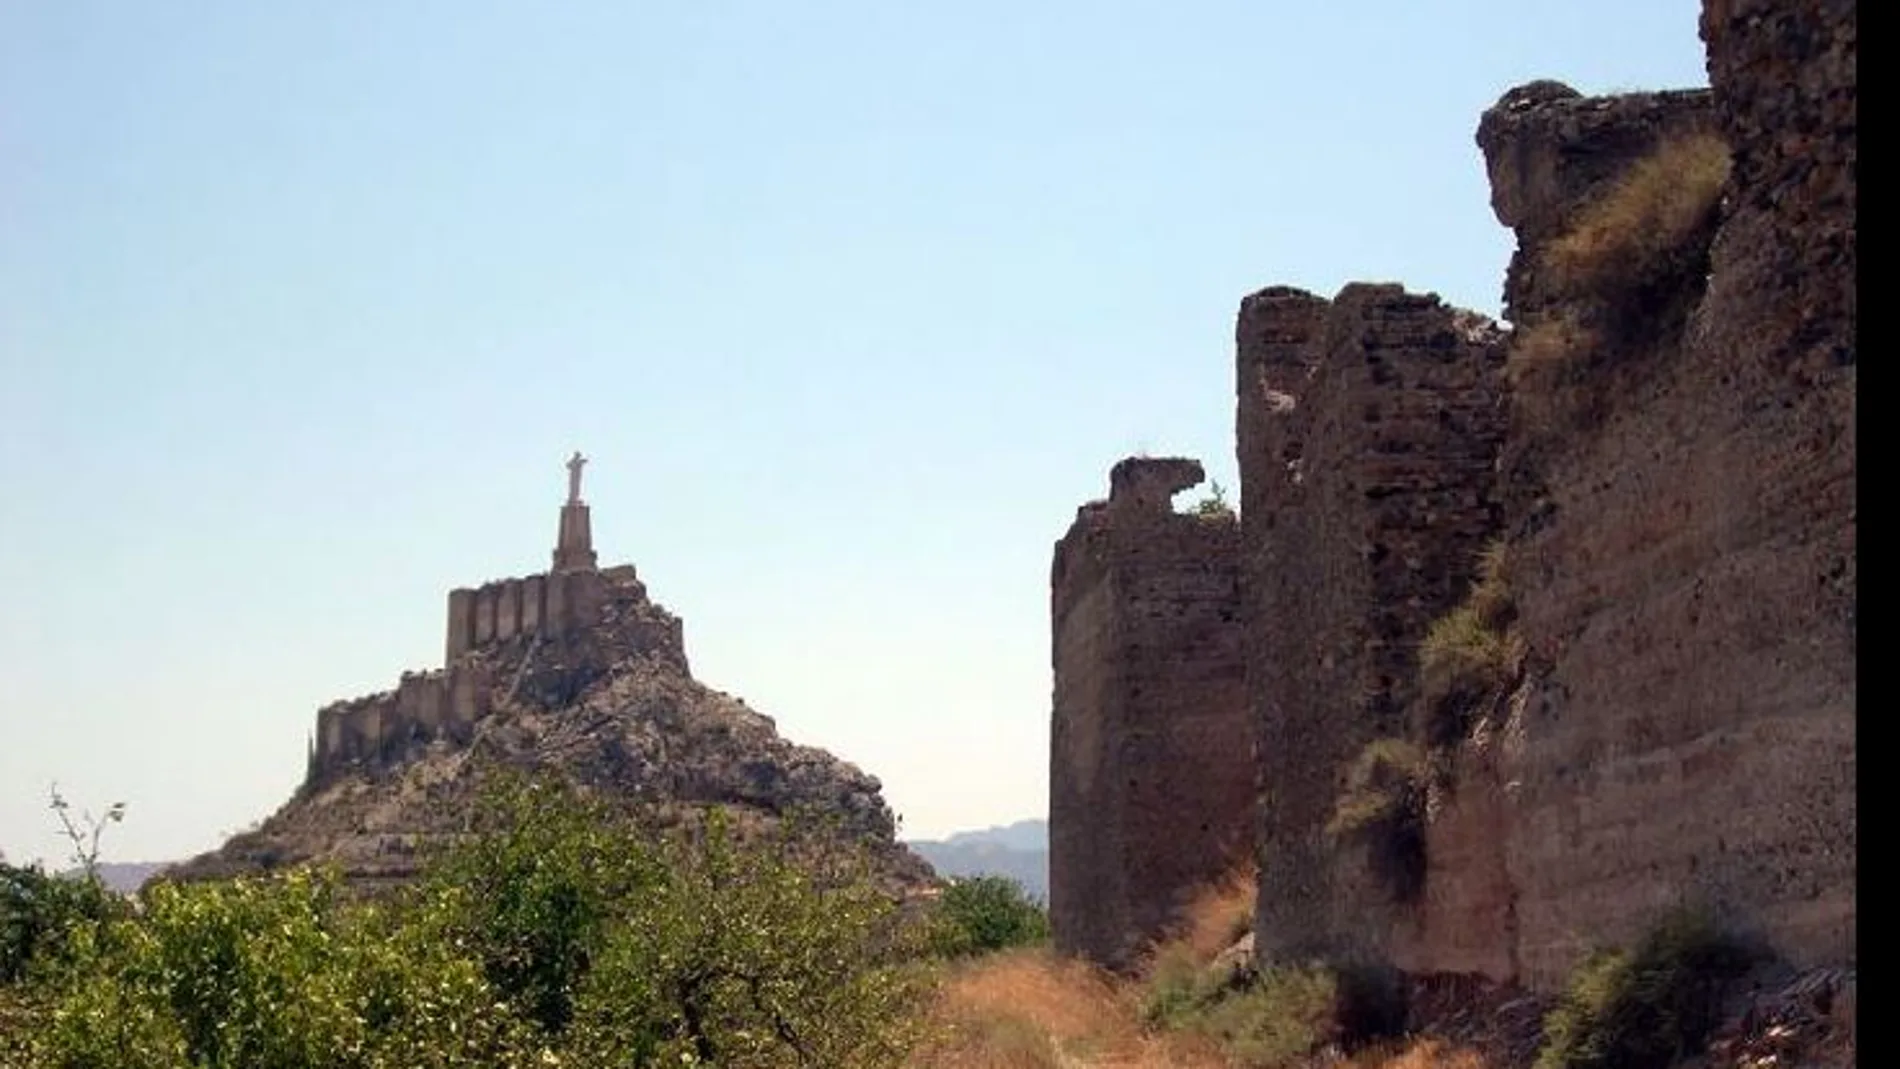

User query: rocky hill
[166,480,933,893]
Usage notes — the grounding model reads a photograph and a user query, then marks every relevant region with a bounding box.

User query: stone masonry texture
[1049,457,1248,970]
[1468,0,1855,988]
[1237,285,1509,969]
[1054,0,1850,996]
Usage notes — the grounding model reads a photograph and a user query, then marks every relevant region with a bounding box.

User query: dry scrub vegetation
[914,867,1498,1069]
[1418,541,1521,729]
[1507,131,1731,423]
[1538,132,1731,297]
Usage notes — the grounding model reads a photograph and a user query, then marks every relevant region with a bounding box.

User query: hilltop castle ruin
[304,454,683,785]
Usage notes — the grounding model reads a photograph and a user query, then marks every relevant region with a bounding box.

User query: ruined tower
[1048,457,1250,970]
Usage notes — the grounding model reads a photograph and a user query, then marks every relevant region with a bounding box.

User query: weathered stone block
[445,588,476,665]
[496,580,522,642]
[521,574,545,635]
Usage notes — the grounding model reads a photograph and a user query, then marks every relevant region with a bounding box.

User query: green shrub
[567,809,931,1067]
[12,868,540,1069]
[1148,961,1342,1067]
[420,775,658,1036]
[927,875,1051,959]
[1139,942,1222,1029]
[1,863,125,986]
[1535,907,1755,1069]
[4,775,932,1069]
[1327,739,1428,904]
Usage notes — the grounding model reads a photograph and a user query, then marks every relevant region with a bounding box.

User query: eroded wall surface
[1238,286,1509,968]
[1050,459,1248,969]
[1476,0,1856,988]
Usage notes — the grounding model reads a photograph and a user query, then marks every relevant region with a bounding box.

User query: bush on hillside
[0,862,125,987]
[926,874,1051,959]
[1145,960,1351,1066]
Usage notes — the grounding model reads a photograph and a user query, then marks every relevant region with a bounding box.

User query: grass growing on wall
[1419,540,1522,746]
[1540,133,1732,298]
[1508,131,1731,428]
[1534,906,1755,1069]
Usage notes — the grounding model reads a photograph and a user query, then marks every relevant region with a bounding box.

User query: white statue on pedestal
[566,451,587,504]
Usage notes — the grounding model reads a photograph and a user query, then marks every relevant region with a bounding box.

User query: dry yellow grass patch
[1541,131,1731,294]
[915,949,1227,1068]
[912,868,1503,1068]
[1169,865,1257,967]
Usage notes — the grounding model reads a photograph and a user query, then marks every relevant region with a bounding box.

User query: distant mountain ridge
[906,818,1048,902]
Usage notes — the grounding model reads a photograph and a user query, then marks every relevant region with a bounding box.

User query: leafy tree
[13,868,541,1069]
[419,774,659,1037]
[569,808,932,1067]
[0,862,123,986]
[4,774,932,1068]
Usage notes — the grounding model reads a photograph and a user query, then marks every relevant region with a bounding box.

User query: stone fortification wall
[445,567,632,665]
[308,663,494,785]
[1457,0,1856,989]
[1059,0,1851,998]
[1049,457,1248,970]
[308,565,687,786]
[1237,285,1509,969]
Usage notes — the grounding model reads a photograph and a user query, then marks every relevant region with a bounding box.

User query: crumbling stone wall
[1466,0,1856,988]
[1237,284,1509,969]
[1049,457,1248,969]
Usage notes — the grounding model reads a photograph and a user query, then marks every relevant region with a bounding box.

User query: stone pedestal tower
[554,450,598,572]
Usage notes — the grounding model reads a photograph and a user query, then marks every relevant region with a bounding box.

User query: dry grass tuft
[915,946,1506,1068]
[1420,539,1523,717]
[1169,865,1258,967]
[1508,132,1729,432]
[1507,312,1599,381]
[915,949,1226,1068]
[1419,609,1518,708]
[1541,132,1731,295]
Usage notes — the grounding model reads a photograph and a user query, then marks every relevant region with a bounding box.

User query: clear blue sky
[1,1,1709,866]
